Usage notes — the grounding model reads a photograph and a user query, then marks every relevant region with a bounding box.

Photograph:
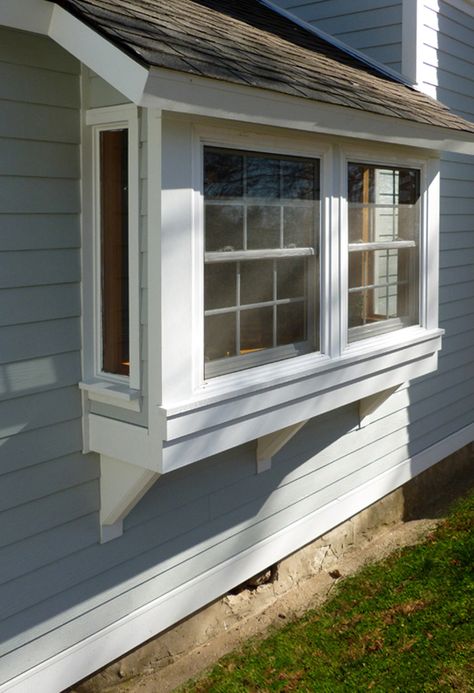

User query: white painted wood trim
[142,70,474,156]
[83,105,141,392]
[48,4,148,103]
[3,422,472,693]
[256,420,308,473]
[100,456,159,539]
[88,414,156,471]
[402,0,424,86]
[359,385,401,426]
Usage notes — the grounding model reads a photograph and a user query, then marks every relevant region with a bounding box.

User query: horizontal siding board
[0,352,81,402]
[0,318,80,364]
[0,62,79,108]
[0,28,78,74]
[0,496,211,630]
[0,386,82,441]
[0,215,80,251]
[0,177,79,214]
[0,419,83,476]
[0,249,80,288]
[0,100,80,143]
[0,480,98,549]
[0,285,80,326]
[87,73,129,108]
[0,454,98,513]
[0,515,98,586]
[439,247,474,267]
[0,138,79,178]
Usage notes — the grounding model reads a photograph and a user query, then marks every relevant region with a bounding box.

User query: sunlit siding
[272,0,404,73]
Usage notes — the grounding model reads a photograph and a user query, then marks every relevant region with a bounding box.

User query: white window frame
[201,144,322,378]
[340,148,431,354]
[80,104,141,409]
[85,116,442,477]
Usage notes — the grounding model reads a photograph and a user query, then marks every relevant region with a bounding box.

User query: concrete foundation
[71,443,474,693]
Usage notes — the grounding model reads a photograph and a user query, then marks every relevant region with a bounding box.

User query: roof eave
[141,67,474,156]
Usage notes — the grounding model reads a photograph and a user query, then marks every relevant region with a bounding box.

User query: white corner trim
[259,0,411,86]
[2,422,472,693]
[402,0,425,86]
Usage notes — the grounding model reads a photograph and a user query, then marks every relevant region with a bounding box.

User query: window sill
[84,327,443,476]
[158,326,443,472]
[79,379,141,412]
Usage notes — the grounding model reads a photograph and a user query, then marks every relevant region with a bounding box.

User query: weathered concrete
[70,443,474,693]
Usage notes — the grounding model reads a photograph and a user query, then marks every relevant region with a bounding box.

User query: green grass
[180,491,474,693]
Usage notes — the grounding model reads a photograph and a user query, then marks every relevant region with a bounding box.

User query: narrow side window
[99,129,130,376]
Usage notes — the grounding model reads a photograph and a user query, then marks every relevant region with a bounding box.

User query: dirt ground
[105,515,440,693]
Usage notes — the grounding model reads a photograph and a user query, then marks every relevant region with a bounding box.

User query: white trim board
[2,421,472,693]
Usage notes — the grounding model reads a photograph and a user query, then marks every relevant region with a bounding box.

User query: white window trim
[80,104,141,409]
[86,117,442,480]
[152,122,442,473]
[340,147,434,354]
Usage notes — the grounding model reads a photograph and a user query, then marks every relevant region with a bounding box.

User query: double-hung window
[203,147,320,377]
[347,162,420,342]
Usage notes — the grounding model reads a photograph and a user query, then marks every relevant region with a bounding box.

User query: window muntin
[100,128,130,376]
[347,163,420,341]
[203,147,320,377]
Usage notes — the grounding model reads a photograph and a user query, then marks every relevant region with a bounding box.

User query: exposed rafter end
[256,420,308,473]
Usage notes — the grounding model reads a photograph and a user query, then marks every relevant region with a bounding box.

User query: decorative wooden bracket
[256,420,308,473]
[359,385,401,427]
[100,455,159,543]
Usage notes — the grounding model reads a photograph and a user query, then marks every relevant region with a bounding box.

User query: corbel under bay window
[80,105,141,410]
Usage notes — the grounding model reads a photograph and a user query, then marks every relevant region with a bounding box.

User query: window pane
[100,129,129,377]
[205,263,237,310]
[282,159,318,199]
[204,147,320,376]
[246,156,280,197]
[284,206,315,248]
[205,313,236,361]
[277,302,306,345]
[240,307,273,353]
[277,257,305,299]
[204,150,243,198]
[247,206,280,249]
[348,163,420,341]
[205,204,243,251]
[240,260,273,305]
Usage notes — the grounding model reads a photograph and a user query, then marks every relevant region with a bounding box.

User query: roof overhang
[2,0,474,156]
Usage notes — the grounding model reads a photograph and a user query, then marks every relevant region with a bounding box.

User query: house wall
[271,0,404,73]
[1,3,474,690]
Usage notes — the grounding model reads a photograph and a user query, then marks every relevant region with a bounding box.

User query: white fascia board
[0,0,53,34]
[0,0,149,104]
[48,4,149,104]
[2,420,473,693]
[141,68,474,156]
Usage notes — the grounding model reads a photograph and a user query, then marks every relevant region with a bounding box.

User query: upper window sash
[86,105,140,391]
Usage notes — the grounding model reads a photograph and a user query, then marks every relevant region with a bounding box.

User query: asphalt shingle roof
[55,0,474,134]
